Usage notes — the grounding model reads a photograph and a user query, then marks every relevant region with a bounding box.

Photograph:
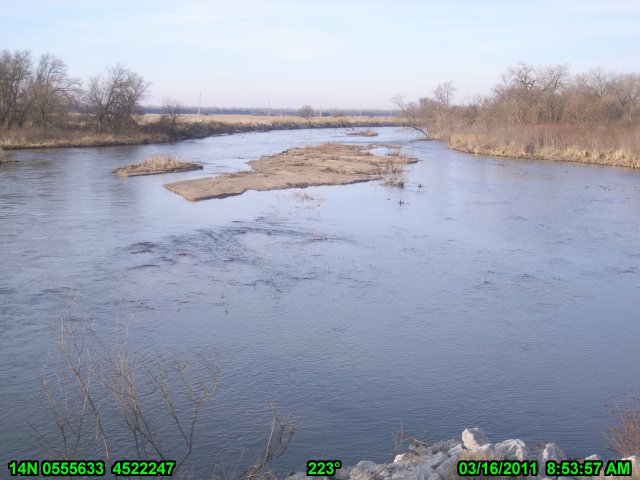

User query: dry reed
[447,124,640,169]
[607,393,640,457]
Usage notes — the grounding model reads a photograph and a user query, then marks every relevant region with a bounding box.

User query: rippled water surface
[1,127,639,474]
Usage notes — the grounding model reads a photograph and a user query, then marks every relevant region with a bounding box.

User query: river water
[1,127,639,476]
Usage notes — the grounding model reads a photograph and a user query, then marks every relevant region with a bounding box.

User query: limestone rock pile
[285,428,640,480]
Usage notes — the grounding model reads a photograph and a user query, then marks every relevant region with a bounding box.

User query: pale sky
[2,0,639,109]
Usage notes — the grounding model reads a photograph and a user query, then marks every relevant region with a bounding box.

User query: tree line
[0,49,148,133]
[395,62,640,138]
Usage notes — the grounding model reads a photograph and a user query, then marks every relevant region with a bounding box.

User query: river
[1,127,639,476]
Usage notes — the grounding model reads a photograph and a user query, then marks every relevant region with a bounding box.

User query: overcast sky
[2,0,639,109]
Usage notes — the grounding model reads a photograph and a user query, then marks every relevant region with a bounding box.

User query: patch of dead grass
[113,155,203,176]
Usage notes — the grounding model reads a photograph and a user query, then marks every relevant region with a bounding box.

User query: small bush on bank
[607,393,640,457]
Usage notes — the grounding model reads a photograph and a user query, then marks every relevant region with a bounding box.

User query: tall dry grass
[0,147,6,162]
[0,127,169,149]
[447,124,640,169]
[607,393,640,457]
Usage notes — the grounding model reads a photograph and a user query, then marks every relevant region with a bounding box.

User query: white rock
[334,467,352,480]
[462,428,490,450]
[412,463,435,480]
[538,442,566,463]
[585,454,601,461]
[285,473,310,480]
[385,461,413,479]
[394,454,410,463]
[448,444,464,456]
[422,452,449,470]
[433,457,458,480]
[426,439,459,455]
[494,439,530,460]
[475,443,496,457]
[350,460,381,480]
[385,461,434,480]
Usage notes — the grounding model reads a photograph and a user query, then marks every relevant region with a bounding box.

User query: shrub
[607,393,640,457]
[40,303,297,478]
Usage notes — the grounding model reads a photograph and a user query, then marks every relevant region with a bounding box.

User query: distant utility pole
[268,99,271,117]
[319,103,322,118]
[197,91,202,119]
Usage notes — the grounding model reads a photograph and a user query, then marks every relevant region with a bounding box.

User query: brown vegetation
[0,127,168,150]
[396,63,640,168]
[607,393,640,457]
[40,302,298,478]
[165,142,416,201]
[449,124,640,168]
[139,113,402,129]
[0,147,6,162]
[113,155,203,176]
[347,129,379,137]
[299,104,314,120]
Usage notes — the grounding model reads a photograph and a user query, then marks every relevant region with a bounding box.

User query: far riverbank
[0,115,404,151]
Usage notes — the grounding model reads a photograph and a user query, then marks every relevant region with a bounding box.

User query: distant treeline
[143,106,399,118]
[397,63,640,167]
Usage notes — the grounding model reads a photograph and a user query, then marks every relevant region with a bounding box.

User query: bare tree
[577,67,612,99]
[85,64,149,133]
[392,94,429,137]
[494,62,541,124]
[38,305,219,469]
[433,81,456,109]
[0,49,32,128]
[38,303,298,478]
[298,104,314,121]
[162,97,184,128]
[538,63,570,123]
[27,53,81,128]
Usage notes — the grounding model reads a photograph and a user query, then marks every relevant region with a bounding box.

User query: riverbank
[435,125,640,170]
[0,115,403,150]
[285,428,639,480]
[165,142,416,201]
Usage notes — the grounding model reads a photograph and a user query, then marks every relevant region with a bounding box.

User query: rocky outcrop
[285,428,639,480]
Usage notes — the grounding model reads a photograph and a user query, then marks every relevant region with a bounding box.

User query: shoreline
[447,142,640,170]
[285,428,639,480]
[0,116,403,151]
[442,129,640,170]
